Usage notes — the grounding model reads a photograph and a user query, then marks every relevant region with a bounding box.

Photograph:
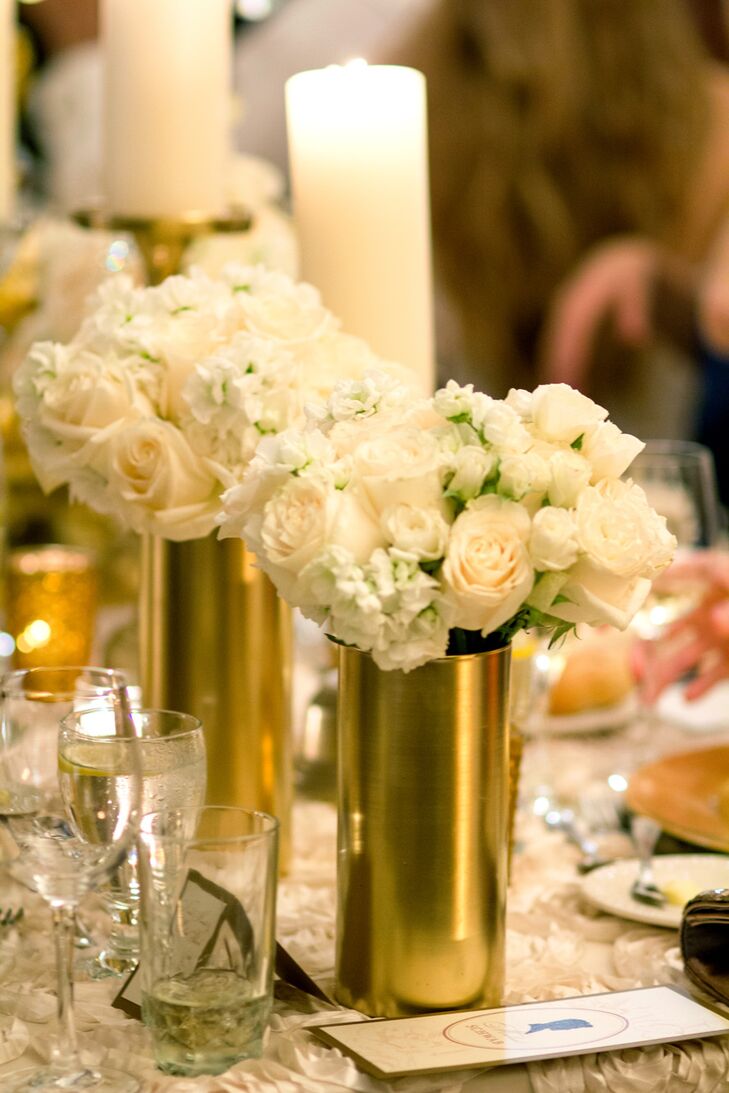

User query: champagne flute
[59,707,206,976]
[0,667,141,1093]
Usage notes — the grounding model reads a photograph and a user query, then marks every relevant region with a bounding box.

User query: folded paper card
[313,986,729,1079]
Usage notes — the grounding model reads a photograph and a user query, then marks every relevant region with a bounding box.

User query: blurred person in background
[397,0,729,454]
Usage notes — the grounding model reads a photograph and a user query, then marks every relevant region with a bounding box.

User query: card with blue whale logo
[313,985,729,1080]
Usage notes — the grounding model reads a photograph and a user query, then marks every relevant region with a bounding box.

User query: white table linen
[1,718,728,1092]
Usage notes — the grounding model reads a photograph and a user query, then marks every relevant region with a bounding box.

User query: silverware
[630,815,666,907]
[543,807,612,873]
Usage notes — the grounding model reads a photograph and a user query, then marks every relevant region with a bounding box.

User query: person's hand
[540,237,660,388]
[636,552,729,703]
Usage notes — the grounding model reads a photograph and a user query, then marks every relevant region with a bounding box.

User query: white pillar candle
[101,0,232,219]
[286,62,435,392]
[0,0,14,224]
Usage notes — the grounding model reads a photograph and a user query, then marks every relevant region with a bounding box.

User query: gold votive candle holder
[7,545,98,669]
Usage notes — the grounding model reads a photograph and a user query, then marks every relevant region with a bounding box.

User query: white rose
[547,449,592,508]
[20,348,140,446]
[505,388,533,419]
[260,475,339,579]
[235,274,336,343]
[480,401,531,453]
[547,558,652,630]
[441,495,533,633]
[581,421,644,481]
[498,451,550,500]
[352,426,445,517]
[576,479,677,580]
[447,446,497,501]
[331,491,387,563]
[528,506,579,571]
[381,503,450,561]
[257,480,384,604]
[531,384,608,444]
[108,418,220,540]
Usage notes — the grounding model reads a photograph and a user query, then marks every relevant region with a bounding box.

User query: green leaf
[571,434,584,450]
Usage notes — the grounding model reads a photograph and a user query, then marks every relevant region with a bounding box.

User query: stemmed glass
[627,440,723,725]
[0,667,141,1093]
[60,707,207,976]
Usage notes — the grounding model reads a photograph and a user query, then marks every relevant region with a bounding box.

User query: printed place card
[313,986,729,1079]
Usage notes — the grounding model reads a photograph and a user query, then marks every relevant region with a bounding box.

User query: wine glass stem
[51,901,82,1070]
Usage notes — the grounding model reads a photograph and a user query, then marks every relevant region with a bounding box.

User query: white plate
[581,854,729,928]
[535,693,638,737]
[655,680,729,734]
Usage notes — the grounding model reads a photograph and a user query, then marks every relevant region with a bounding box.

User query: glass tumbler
[138,806,279,1077]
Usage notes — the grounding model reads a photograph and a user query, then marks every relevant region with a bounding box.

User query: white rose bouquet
[219,376,677,671]
[14,265,406,541]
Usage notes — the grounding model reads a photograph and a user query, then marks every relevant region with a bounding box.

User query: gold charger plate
[627,745,729,853]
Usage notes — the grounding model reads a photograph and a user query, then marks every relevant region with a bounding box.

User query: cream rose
[260,474,339,574]
[352,426,444,517]
[19,347,141,449]
[531,384,608,444]
[582,421,644,481]
[547,449,592,508]
[236,277,336,343]
[447,446,497,501]
[381,503,450,561]
[547,558,652,630]
[576,479,676,580]
[441,495,533,633]
[108,419,220,540]
[498,451,551,500]
[529,506,579,571]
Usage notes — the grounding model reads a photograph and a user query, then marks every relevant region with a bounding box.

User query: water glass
[628,440,723,723]
[0,667,141,1093]
[138,806,278,1077]
[60,707,206,975]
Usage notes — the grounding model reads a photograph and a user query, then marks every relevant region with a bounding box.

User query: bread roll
[548,631,634,715]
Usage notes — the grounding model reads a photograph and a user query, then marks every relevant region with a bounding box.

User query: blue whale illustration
[526,1018,593,1034]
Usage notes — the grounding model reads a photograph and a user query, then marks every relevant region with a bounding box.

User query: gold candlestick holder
[73,207,252,285]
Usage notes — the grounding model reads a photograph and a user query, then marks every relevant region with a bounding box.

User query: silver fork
[630,815,666,907]
[544,807,612,873]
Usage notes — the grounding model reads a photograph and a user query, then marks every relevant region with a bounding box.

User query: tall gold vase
[138,532,293,865]
[335,643,510,1017]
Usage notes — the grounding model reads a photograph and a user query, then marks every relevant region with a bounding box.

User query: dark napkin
[681,888,729,1005]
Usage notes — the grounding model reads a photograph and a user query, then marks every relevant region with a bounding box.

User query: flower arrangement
[14,265,407,541]
[219,376,677,671]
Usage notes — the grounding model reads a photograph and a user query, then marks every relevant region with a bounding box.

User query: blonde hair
[411,0,710,391]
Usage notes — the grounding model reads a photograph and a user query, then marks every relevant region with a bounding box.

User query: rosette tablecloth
[1,718,728,1092]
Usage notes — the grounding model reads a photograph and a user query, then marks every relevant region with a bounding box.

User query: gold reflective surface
[7,545,98,668]
[336,643,510,1017]
[138,533,293,867]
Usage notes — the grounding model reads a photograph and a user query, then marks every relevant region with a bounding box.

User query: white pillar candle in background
[0,0,14,223]
[101,0,232,218]
[286,63,435,392]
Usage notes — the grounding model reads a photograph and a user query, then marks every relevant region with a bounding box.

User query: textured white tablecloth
[1,717,728,1092]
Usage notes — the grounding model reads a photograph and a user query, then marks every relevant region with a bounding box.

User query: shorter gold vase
[335,643,510,1017]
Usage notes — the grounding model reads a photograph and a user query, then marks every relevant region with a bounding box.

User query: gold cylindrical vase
[138,532,293,865]
[335,643,510,1017]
